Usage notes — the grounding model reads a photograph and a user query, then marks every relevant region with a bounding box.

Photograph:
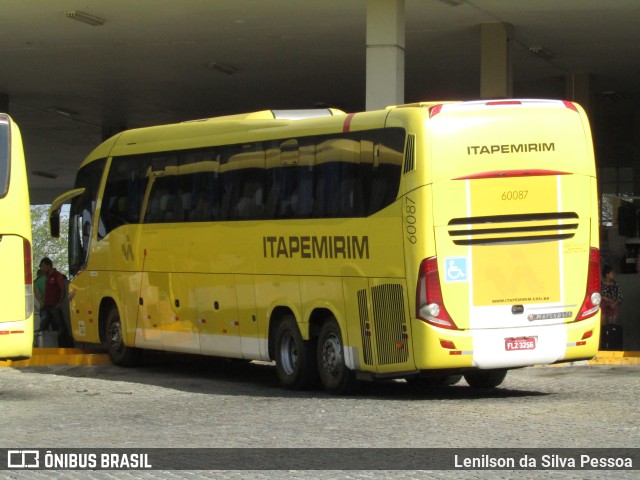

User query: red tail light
[23,237,34,319]
[576,247,601,321]
[23,238,32,285]
[563,100,579,112]
[429,104,443,118]
[416,257,458,329]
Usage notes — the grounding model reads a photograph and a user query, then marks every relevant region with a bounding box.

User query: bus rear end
[414,100,599,375]
[0,114,33,361]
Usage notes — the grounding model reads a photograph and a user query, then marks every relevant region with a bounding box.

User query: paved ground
[1,354,638,479]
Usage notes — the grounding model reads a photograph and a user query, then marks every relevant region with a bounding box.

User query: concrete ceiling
[1,0,639,203]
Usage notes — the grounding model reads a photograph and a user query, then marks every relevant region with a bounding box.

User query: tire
[464,369,507,388]
[105,307,140,366]
[274,316,318,390]
[317,318,358,394]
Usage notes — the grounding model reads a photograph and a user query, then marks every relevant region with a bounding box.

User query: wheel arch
[267,305,342,361]
[308,307,338,342]
[98,296,118,344]
[267,306,295,361]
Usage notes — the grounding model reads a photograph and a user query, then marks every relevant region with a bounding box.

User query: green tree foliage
[31,205,69,278]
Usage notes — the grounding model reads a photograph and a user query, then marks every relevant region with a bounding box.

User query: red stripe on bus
[453,169,570,180]
[343,113,355,132]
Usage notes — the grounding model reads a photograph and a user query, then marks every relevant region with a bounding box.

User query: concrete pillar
[0,93,8,113]
[565,73,591,113]
[366,0,405,111]
[634,111,640,194]
[480,23,513,99]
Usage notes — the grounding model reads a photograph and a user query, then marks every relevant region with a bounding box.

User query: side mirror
[50,210,60,238]
[48,188,86,238]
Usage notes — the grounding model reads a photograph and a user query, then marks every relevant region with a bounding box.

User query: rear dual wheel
[274,316,318,390]
[274,316,358,394]
[317,318,359,394]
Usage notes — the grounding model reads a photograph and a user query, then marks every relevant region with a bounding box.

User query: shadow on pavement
[16,351,551,401]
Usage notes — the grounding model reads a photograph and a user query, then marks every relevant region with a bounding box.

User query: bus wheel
[105,308,140,366]
[274,316,318,390]
[463,369,507,388]
[317,318,358,394]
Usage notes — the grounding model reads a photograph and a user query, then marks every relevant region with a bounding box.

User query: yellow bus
[50,101,600,392]
[0,113,34,361]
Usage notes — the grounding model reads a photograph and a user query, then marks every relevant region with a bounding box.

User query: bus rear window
[0,120,10,197]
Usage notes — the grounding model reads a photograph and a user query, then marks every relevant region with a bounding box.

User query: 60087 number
[405,196,417,244]
[501,190,528,200]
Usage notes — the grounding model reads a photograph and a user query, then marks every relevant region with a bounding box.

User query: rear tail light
[429,104,443,118]
[24,237,34,319]
[576,247,601,321]
[416,257,458,329]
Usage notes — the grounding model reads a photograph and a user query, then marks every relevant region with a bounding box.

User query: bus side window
[100,155,154,236]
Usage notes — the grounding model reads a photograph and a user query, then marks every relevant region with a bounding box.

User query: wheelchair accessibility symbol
[445,257,468,282]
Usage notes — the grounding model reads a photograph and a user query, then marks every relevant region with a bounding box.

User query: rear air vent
[371,284,409,365]
[357,289,374,365]
[448,212,579,246]
[403,134,416,173]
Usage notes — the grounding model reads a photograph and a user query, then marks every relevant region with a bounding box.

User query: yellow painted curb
[589,350,640,365]
[0,348,111,367]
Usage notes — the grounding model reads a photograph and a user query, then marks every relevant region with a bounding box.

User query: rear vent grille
[448,212,579,246]
[403,134,416,173]
[357,289,373,365]
[371,284,409,365]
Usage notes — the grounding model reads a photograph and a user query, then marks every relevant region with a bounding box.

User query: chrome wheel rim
[278,332,297,375]
[321,333,342,378]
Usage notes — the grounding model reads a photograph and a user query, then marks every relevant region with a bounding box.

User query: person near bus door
[600,265,622,325]
[33,268,47,330]
[39,257,73,347]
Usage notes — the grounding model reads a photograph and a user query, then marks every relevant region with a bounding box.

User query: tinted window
[100,154,155,237]
[68,158,106,274]
[0,119,10,197]
[107,127,405,225]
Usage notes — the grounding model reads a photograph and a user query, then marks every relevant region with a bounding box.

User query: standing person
[600,265,622,325]
[33,268,47,331]
[39,257,73,347]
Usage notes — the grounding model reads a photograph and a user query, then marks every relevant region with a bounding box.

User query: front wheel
[317,318,358,394]
[464,369,507,388]
[105,307,140,366]
[274,316,318,390]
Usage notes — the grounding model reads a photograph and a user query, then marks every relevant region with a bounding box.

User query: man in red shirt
[39,257,73,347]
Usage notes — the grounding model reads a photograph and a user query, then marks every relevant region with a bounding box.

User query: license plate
[505,336,536,351]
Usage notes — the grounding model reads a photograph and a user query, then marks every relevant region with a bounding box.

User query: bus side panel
[300,275,345,337]
[254,274,302,353]
[165,273,200,354]
[234,274,262,360]
[342,277,371,372]
[0,236,29,321]
[68,270,100,343]
[0,235,33,359]
[195,273,241,358]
